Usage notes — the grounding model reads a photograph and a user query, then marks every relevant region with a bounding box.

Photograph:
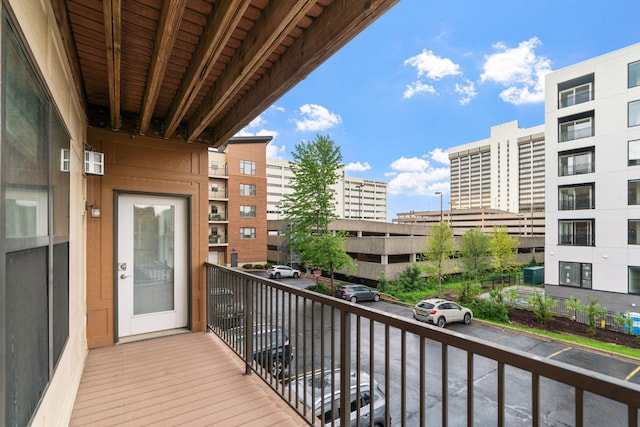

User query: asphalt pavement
[251,271,640,386]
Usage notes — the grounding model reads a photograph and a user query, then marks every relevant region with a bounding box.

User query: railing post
[340,308,351,427]
[244,277,253,375]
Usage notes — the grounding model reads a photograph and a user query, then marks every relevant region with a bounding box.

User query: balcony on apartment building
[209,164,229,178]
[70,265,640,426]
[208,213,229,222]
[208,234,228,245]
[209,188,229,200]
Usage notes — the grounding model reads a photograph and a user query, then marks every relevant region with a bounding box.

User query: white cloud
[403,81,436,99]
[390,156,430,172]
[480,37,552,105]
[454,79,477,105]
[266,143,286,159]
[294,104,342,131]
[404,50,461,80]
[428,148,450,165]
[344,161,371,172]
[387,155,450,196]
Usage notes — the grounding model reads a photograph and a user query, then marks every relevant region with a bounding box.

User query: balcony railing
[205,263,640,426]
[208,235,227,244]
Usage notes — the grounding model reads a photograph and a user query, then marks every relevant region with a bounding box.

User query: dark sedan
[335,284,381,303]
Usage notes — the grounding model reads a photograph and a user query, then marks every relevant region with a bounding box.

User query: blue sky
[237,0,638,220]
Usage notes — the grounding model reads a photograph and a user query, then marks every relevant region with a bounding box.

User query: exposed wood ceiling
[52,0,399,147]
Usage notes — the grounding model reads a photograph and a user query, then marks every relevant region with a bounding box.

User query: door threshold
[118,328,190,345]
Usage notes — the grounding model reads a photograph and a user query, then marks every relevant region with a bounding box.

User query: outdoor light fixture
[86,201,101,218]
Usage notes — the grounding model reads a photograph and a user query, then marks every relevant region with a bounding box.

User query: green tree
[459,227,491,283]
[422,221,456,295]
[282,134,354,286]
[489,226,520,285]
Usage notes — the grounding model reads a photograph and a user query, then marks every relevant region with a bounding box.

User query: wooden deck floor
[70,332,308,426]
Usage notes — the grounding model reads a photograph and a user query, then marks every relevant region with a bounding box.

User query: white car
[413,298,473,327]
[293,370,388,426]
[268,265,300,279]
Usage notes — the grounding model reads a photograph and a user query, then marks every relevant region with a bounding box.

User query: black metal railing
[205,263,640,427]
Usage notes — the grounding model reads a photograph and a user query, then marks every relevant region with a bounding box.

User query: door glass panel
[133,204,175,315]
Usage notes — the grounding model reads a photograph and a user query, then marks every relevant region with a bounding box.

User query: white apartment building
[266,158,388,221]
[544,43,640,311]
[449,120,545,215]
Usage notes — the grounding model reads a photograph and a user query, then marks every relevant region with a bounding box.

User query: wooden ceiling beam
[163,0,252,138]
[186,0,317,141]
[138,0,186,135]
[208,0,400,146]
[103,0,122,130]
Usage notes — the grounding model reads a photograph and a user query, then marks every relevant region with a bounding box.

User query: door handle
[120,274,131,279]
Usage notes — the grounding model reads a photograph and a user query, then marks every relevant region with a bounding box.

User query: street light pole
[435,191,443,223]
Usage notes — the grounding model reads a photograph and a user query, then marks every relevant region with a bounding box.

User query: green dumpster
[522,266,544,285]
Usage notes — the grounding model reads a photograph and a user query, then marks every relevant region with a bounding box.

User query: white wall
[545,43,640,296]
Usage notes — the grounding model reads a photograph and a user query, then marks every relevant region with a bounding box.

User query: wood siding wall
[85,128,208,348]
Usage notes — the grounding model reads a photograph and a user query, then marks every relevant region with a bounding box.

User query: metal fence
[206,263,640,427]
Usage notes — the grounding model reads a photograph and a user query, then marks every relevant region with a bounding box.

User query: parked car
[235,328,293,378]
[412,298,473,327]
[269,265,301,279]
[293,369,388,426]
[335,284,380,303]
[209,288,243,329]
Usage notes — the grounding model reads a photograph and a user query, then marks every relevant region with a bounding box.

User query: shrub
[527,293,557,325]
[585,294,607,335]
[394,264,424,292]
[459,282,482,304]
[264,263,273,269]
[254,264,264,269]
[468,299,509,323]
[306,283,332,295]
[242,263,253,269]
[614,311,635,333]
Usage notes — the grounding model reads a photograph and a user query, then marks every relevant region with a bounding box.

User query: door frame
[113,190,193,343]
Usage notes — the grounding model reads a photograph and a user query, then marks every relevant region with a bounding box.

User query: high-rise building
[208,136,271,266]
[266,158,388,221]
[449,120,545,214]
[544,43,640,311]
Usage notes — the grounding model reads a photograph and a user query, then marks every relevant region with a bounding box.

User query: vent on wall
[84,150,104,175]
[60,148,70,172]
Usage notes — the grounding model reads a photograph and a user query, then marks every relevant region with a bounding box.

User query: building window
[240,205,256,217]
[2,14,70,425]
[629,100,640,127]
[210,183,218,192]
[210,205,218,214]
[210,160,218,170]
[629,60,640,88]
[629,180,640,205]
[240,160,256,175]
[559,184,594,210]
[629,220,640,245]
[559,261,592,288]
[558,148,594,176]
[630,266,640,294]
[559,116,593,142]
[629,140,640,166]
[240,227,256,239]
[559,83,592,108]
[559,219,594,246]
[240,184,256,196]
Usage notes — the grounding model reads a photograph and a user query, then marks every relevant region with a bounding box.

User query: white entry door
[117,194,188,338]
